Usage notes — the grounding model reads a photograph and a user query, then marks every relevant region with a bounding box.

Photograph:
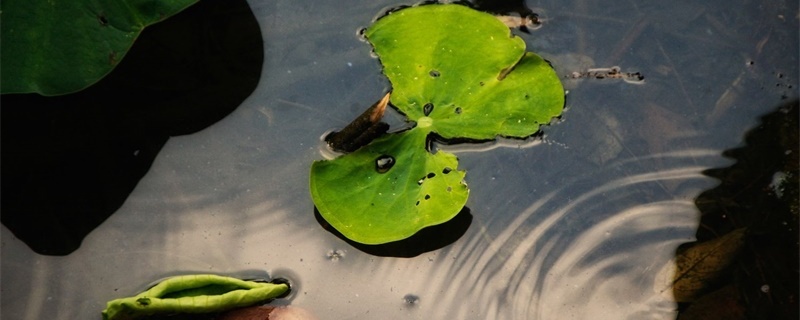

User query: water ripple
[413,149,721,320]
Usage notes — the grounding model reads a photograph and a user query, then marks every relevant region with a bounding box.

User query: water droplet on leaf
[454,107,462,114]
[375,155,395,173]
[423,103,434,116]
[429,70,440,77]
[442,167,452,174]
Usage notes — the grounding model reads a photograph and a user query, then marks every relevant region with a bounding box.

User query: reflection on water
[315,206,473,257]
[369,149,720,319]
[0,0,264,256]
[674,101,799,319]
[2,0,797,319]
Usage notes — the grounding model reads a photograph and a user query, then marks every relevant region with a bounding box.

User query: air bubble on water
[403,294,420,306]
[326,249,346,261]
[375,155,395,173]
[623,75,646,84]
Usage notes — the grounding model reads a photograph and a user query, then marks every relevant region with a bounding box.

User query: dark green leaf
[1,0,198,95]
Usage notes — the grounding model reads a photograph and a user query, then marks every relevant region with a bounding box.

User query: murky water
[2,0,797,319]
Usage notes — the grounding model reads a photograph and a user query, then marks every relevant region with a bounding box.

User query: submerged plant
[310,3,565,245]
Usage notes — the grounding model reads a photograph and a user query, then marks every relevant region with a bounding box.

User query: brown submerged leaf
[677,285,746,320]
[656,228,747,302]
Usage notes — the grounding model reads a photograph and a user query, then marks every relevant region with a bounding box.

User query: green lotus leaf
[310,4,565,245]
[1,0,198,96]
[102,274,289,320]
[364,4,565,140]
[310,127,468,244]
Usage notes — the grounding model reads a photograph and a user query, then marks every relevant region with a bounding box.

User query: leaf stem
[326,92,391,153]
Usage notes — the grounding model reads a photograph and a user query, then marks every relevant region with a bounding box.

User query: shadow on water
[314,206,472,257]
[671,100,799,319]
[0,0,263,255]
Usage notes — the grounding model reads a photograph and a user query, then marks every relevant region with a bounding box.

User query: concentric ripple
[396,149,724,319]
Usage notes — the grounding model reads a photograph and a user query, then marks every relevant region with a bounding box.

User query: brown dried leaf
[677,285,745,320]
[656,228,747,302]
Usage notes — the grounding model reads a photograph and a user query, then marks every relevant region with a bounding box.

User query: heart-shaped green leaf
[310,4,564,245]
[364,4,564,140]
[311,127,468,244]
[1,0,198,96]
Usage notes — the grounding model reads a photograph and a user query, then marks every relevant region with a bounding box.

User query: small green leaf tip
[101,274,289,320]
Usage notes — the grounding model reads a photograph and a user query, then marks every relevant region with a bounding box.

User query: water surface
[2,0,797,319]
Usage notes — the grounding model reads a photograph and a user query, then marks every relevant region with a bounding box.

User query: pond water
[2,0,797,319]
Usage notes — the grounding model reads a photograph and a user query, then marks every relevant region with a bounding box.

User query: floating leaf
[311,128,468,244]
[102,274,289,320]
[1,0,198,95]
[310,4,564,245]
[364,4,564,140]
[655,228,747,302]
